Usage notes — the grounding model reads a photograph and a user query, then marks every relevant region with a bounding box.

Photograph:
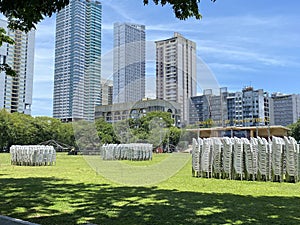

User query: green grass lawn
[1,153,300,225]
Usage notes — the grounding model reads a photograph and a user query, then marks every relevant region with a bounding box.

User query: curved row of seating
[10,145,56,166]
[101,143,153,161]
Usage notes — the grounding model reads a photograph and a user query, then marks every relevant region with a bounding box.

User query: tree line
[2,108,298,153]
[0,110,193,152]
[0,109,75,151]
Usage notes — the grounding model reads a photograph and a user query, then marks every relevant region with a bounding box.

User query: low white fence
[10,145,56,166]
[101,143,153,161]
[192,136,300,182]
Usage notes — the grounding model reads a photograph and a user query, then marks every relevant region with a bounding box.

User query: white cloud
[208,63,257,72]
[102,1,138,23]
[199,45,287,67]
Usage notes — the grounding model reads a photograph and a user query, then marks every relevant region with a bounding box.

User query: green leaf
[0,63,17,77]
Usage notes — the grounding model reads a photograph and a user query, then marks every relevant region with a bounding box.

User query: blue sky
[32,0,300,116]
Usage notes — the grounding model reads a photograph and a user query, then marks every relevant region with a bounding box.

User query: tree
[144,0,216,20]
[32,117,59,143]
[72,120,101,150]
[114,119,138,144]
[32,116,75,146]
[0,111,76,151]
[163,126,181,152]
[0,0,69,32]
[167,126,181,146]
[8,112,37,146]
[57,122,76,147]
[95,118,119,144]
[139,111,174,132]
[0,28,16,76]
[0,0,215,33]
[0,109,11,150]
[288,120,300,142]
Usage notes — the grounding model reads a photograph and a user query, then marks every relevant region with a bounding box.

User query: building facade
[53,0,102,122]
[113,22,146,104]
[189,87,270,127]
[227,92,243,126]
[189,88,228,126]
[101,79,113,105]
[270,93,300,126]
[240,87,270,127]
[95,99,181,126]
[0,19,35,115]
[156,33,197,126]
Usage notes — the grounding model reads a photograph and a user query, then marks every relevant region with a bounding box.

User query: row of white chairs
[192,136,300,182]
[10,145,56,166]
[101,143,153,161]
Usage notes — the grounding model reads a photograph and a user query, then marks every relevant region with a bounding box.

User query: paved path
[0,216,98,225]
[0,216,40,225]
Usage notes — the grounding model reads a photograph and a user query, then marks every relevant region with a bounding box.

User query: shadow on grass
[0,177,300,225]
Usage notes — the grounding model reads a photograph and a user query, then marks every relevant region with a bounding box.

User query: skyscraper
[113,22,145,103]
[0,19,35,115]
[156,33,197,125]
[53,0,102,122]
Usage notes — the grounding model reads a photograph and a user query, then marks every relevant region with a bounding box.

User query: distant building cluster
[52,0,196,126]
[189,87,300,127]
[0,0,299,128]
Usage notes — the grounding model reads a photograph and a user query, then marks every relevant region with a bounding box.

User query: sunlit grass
[120,153,170,166]
[0,153,300,225]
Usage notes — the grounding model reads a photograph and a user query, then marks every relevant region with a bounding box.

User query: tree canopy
[0,0,69,32]
[144,0,216,20]
[0,109,184,152]
[288,120,300,142]
[0,0,215,33]
[0,109,75,151]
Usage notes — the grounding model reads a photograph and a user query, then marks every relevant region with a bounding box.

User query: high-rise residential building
[0,19,35,115]
[53,0,102,122]
[101,79,113,105]
[113,22,145,104]
[270,93,300,126]
[156,32,197,126]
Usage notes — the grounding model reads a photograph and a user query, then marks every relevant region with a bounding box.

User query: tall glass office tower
[113,23,145,104]
[0,19,35,115]
[53,0,102,122]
